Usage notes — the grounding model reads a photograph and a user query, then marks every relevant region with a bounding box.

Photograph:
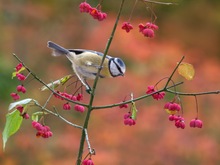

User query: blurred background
[0,0,220,164]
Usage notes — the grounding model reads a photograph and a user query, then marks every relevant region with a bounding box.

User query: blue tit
[47,41,126,93]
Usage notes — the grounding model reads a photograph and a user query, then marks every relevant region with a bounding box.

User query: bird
[47,41,126,93]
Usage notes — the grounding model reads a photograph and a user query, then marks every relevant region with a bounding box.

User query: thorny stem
[76,0,126,164]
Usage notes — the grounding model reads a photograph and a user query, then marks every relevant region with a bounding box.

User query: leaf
[178,62,195,80]
[41,75,72,91]
[60,75,72,85]
[8,98,37,111]
[2,110,23,151]
[32,111,48,121]
[131,102,138,120]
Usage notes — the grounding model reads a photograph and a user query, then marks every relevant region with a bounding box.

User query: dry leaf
[178,62,195,80]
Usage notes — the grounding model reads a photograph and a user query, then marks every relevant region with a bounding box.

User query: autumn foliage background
[1,1,220,165]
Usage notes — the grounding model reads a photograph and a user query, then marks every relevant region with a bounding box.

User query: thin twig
[93,82,184,110]
[35,102,83,129]
[13,54,88,107]
[164,56,185,89]
[143,0,178,5]
[166,89,220,96]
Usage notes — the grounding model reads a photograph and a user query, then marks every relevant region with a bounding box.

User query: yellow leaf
[178,62,195,80]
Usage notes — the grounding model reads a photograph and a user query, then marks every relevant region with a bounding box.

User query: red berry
[122,22,133,33]
[16,73,26,81]
[142,28,155,38]
[16,85,26,93]
[15,63,23,72]
[190,118,203,128]
[22,113,30,119]
[138,23,146,32]
[76,93,83,101]
[79,2,92,13]
[63,103,71,110]
[82,158,94,165]
[74,104,85,113]
[10,92,20,101]
[16,105,24,113]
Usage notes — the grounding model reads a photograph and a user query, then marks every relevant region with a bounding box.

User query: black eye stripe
[112,59,123,74]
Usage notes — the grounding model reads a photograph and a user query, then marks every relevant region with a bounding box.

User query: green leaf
[32,111,48,122]
[60,75,72,85]
[41,75,72,91]
[2,110,23,151]
[131,102,138,120]
[8,98,37,111]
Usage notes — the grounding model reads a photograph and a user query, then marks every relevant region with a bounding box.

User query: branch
[13,54,88,107]
[164,56,185,89]
[34,102,83,129]
[76,0,126,164]
[92,82,183,110]
[167,89,220,96]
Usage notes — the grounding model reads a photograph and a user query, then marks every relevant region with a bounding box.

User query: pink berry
[122,22,133,33]
[74,104,85,113]
[17,85,26,93]
[146,22,158,30]
[16,73,26,81]
[10,92,20,101]
[138,23,146,32]
[146,85,155,94]
[71,95,77,101]
[82,158,94,165]
[79,2,92,13]
[63,103,71,110]
[16,105,24,113]
[22,113,30,119]
[119,103,128,109]
[15,63,23,72]
[142,28,155,38]
[76,93,83,101]
[190,119,203,128]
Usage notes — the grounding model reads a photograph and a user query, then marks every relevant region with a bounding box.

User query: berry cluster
[79,2,107,21]
[121,22,158,38]
[124,112,136,126]
[169,115,185,129]
[10,63,27,101]
[164,102,181,114]
[164,99,185,129]
[82,158,94,165]
[32,121,53,138]
[54,91,85,112]
[146,85,165,100]
[139,22,158,38]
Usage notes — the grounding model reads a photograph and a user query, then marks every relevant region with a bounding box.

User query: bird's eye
[116,58,124,67]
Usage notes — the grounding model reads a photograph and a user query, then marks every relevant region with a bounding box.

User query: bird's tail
[47,41,69,56]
